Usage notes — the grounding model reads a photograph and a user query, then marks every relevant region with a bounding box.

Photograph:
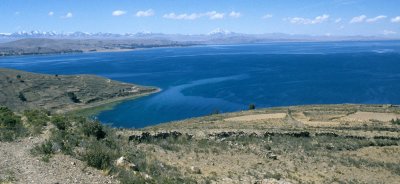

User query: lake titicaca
[1,41,400,128]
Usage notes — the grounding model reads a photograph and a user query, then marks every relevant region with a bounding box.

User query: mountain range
[1,29,398,42]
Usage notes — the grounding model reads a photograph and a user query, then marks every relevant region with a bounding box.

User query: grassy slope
[125,104,400,183]
[0,68,158,113]
[1,104,400,183]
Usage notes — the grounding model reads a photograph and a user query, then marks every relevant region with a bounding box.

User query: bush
[0,106,25,141]
[51,115,71,130]
[67,92,81,103]
[80,121,106,140]
[18,92,27,102]
[83,142,116,170]
[248,103,256,110]
[31,140,55,162]
[48,128,79,155]
[24,110,50,135]
[390,118,400,125]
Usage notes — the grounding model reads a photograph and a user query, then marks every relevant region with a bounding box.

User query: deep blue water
[1,41,400,128]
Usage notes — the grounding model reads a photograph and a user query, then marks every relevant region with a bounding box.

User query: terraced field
[122,104,400,183]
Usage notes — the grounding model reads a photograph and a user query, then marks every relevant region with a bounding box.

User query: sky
[1,0,400,36]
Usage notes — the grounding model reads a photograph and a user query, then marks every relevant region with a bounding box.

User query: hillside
[0,68,158,112]
[1,104,399,183]
[124,104,400,183]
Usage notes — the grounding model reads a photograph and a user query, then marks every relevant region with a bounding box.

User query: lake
[1,41,400,128]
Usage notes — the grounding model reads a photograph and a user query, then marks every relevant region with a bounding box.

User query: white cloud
[61,12,73,19]
[206,11,225,19]
[335,18,342,23]
[391,16,400,23]
[262,14,273,19]
[14,11,20,15]
[229,11,241,18]
[163,11,225,20]
[48,11,54,16]
[366,15,387,23]
[287,14,330,25]
[383,30,397,35]
[136,9,154,17]
[349,15,366,23]
[112,10,126,16]
[163,13,201,20]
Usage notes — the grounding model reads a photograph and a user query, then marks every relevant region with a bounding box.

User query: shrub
[24,109,49,135]
[51,115,70,130]
[390,118,400,125]
[18,92,27,102]
[67,92,81,103]
[249,103,256,110]
[31,140,55,162]
[80,121,106,140]
[0,106,24,141]
[83,142,116,170]
[48,128,79,155]
[32,140,54,155]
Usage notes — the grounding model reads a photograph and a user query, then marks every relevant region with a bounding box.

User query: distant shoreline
[0,45,198,57]
[2,39,400,57]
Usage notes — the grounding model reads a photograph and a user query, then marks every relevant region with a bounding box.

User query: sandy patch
[224,113,287,122]
[341,112,400,122]
[291,112,341,127]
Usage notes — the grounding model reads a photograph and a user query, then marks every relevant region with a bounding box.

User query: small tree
[211,109,220,115]
[18,92,27,102]
[248,104,256,110]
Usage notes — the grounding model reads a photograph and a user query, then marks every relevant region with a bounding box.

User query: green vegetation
[24,109,50,135]
[0,107,25,141]
[20,110,196,183]
[0,68,158,113]
[391,118,400,125]
[51,115,71,130]
[248,103,256,110]
[18,92,27,102]
[2,104,400,183]
[67,92,81,103]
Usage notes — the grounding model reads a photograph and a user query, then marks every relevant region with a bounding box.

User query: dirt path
[0,135,117,184]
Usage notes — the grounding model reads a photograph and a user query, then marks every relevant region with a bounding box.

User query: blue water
[1,41,400,128]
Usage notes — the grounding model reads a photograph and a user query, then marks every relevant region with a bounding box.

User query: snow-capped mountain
[207,28,236,36]
[0,30,395,43]
[0,31,167,38]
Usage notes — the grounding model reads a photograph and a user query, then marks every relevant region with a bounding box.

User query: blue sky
[1,0,400,36]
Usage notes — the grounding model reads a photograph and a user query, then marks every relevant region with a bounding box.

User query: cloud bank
[229,11,241,18]
[349,15,367,23]
[366,15,387,23]
[163,11,225,20]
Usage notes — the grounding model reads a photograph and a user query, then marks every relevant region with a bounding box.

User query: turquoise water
[1,41,400,128]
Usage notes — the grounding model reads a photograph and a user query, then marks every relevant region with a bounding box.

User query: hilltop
[0,68,158,113]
